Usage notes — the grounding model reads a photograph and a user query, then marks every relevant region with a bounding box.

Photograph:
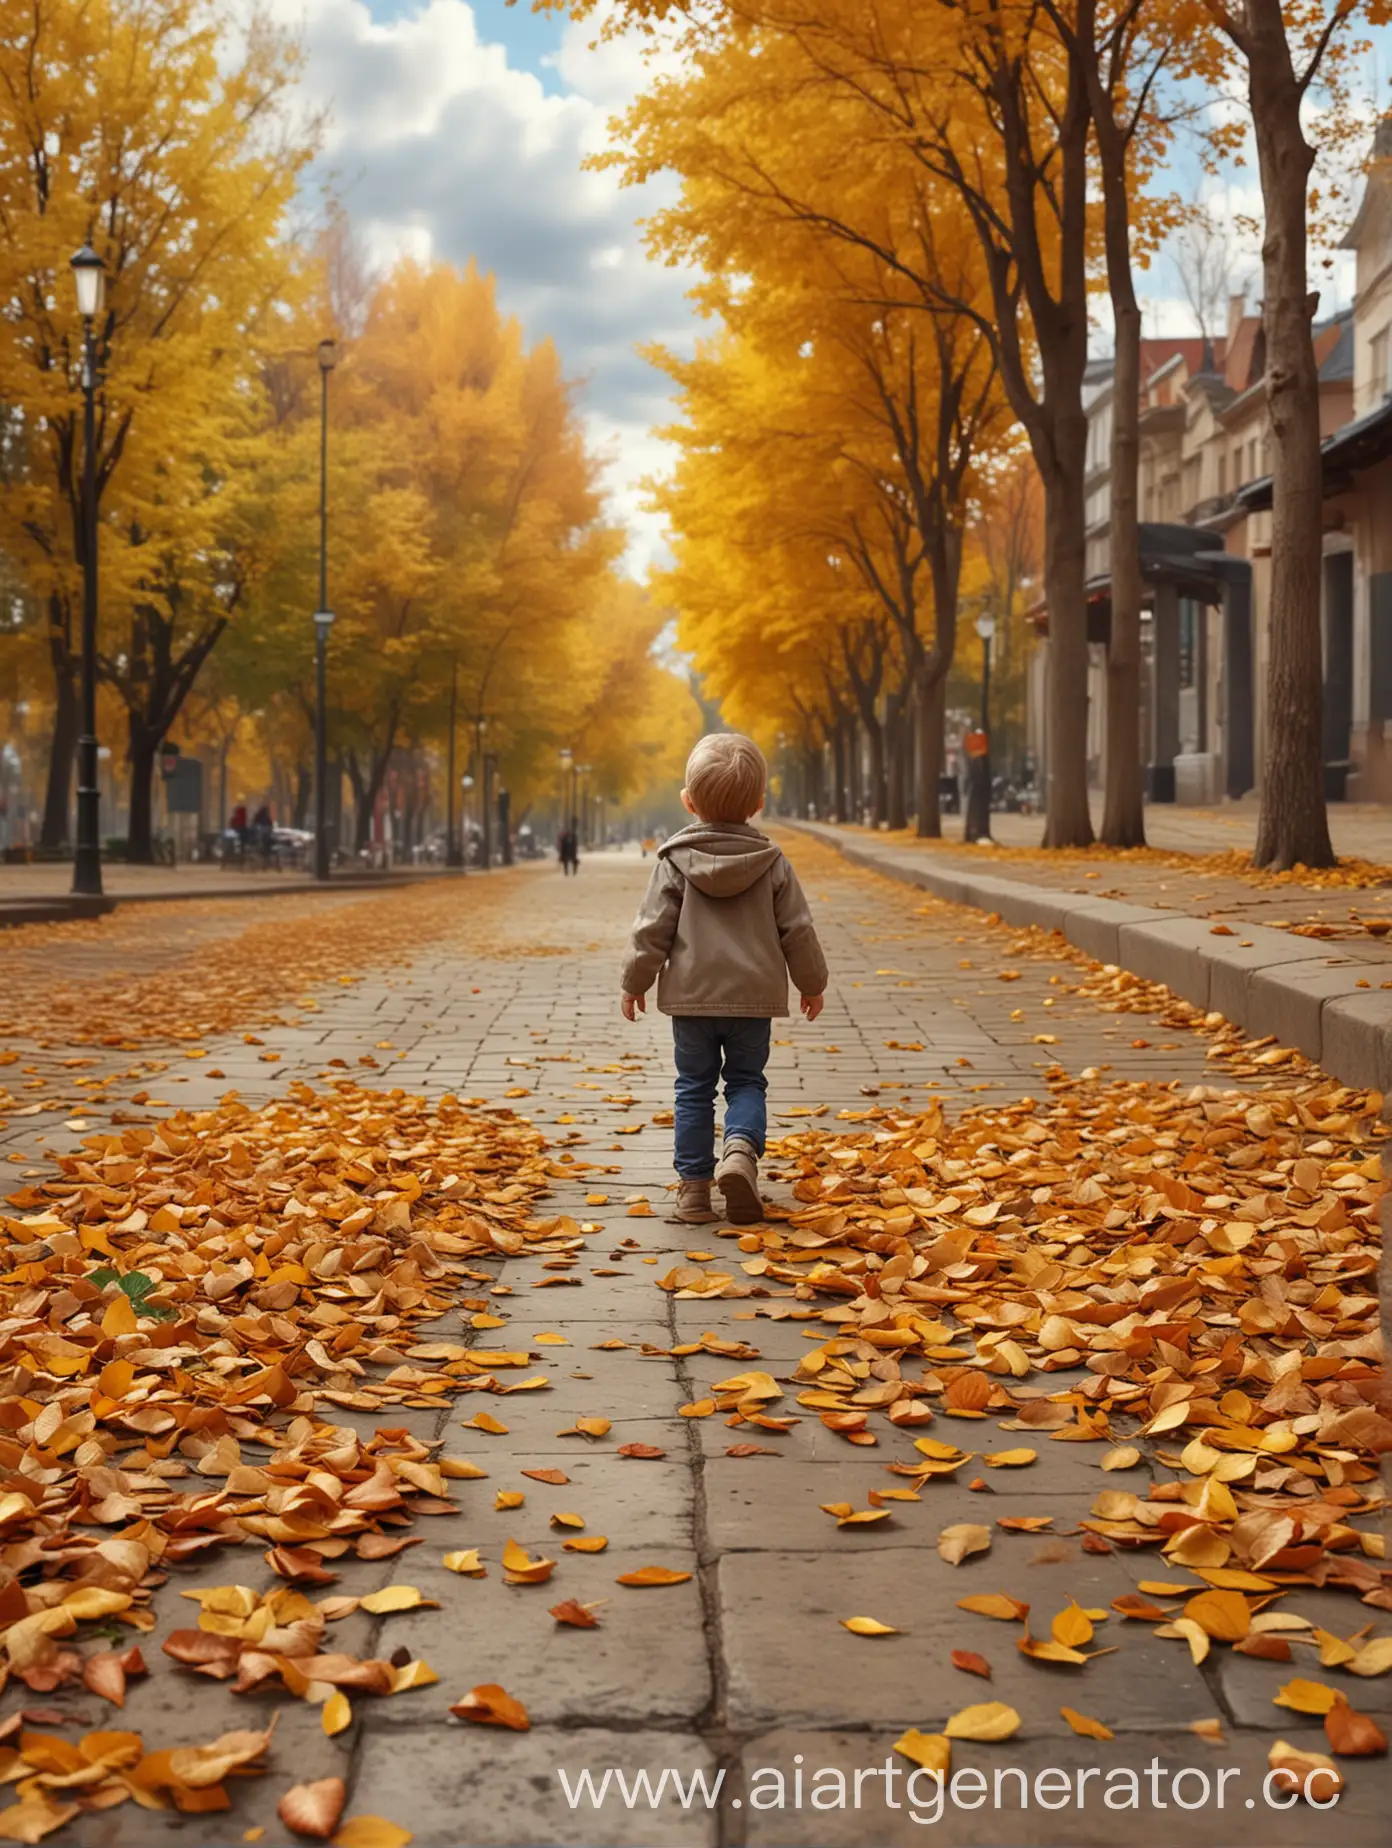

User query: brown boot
[716,1137,763,1224]
[674,1179,718,1224]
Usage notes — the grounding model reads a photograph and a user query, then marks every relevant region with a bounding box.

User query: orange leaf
[448,1685,529,1731]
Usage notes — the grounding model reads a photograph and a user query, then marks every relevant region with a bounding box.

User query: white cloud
[269,0,695,573]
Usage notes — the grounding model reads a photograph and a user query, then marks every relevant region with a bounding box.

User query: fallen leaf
[1060,1707,1114,1741]
[615,1567,692,1588]
[842,1617,898,1636]
[322,1691,352,1736]
[951,1650,991,1679]
[449,1685,529,1730]
[938,1524,991,1566]
[279,1778,347,1839]
[944,1701,1020,1742]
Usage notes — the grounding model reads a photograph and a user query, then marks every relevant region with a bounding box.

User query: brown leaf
[278,1778,347,1839]
[449,1684,530,1730]
[1324,1704,1387,1757]
[616,1443,666,1459]
[951,1650,991,1679]
[549,1600,600,1628]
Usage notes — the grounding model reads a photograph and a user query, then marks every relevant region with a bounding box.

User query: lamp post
[558,746,574,838]
[475,716,491,869]
[461,773,474,863]
[964,610,997,844]
[446,659,462,868]
[313,338,337,883]
[70,244,106,898]
[576,763,591,847]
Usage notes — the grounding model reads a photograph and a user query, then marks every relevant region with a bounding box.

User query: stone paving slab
[735,1727,1381,1847]
[716,1549,1217,1733]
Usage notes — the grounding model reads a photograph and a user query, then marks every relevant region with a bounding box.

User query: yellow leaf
[1273,1679,1342,1716]
[892,1730,950,1776]
[983,1449,1036,1468]
[615,1567,692,1587]
[1101,1446,1140,1471]
[957,1594,1028,1622]
[359,1587,434,1616]
[1348,1637,1392,1677]
[389,1660,438,1693]
[944,1701,1020,1742]
[101,1293,138,1339]
[1183,1589,1250,1641]
[460,1413,508,1435]
[842,1617,899,1636]
[1050,1603,1094,1649]
[442,1550,485,1576]
[563,1536,608,1553]
[1061,1707,1113,1741]
[495,1491,525,1511]
[331,1819,413,1848]
[322,1690,352,1737]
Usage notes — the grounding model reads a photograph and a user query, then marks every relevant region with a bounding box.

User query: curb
[0,867,475,929]
[785,819,1392,1098]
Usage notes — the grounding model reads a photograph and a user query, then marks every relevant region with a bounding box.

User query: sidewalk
[1,841,1384,1848]
[787,818,1392,1100]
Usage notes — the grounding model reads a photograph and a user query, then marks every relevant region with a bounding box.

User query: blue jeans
[672,1016,771,1180]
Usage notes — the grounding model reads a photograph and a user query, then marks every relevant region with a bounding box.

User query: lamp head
[975,614,997,643]
[70,245,105,320]
[317,338,337,373]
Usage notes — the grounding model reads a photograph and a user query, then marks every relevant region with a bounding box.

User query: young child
[620,733,828,1224]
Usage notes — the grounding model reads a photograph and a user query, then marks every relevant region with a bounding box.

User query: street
[0,836,1386,1848]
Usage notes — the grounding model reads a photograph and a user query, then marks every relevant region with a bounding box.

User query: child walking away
[620,734,828,1225]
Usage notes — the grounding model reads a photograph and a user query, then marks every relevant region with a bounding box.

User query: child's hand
[621,993,646,1022]
[801,994,824,1022]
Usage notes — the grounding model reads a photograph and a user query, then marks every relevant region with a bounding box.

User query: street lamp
[476,716,491,869]
[70,244,106,898]
[964,610,997,844]
[559,746,574,835]
[313,337,337,882]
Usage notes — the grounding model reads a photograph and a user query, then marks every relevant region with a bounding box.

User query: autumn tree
[1198,0,1381,869]
[0,0,312,852]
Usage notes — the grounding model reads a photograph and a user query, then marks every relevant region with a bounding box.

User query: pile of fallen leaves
[872,824,1392,894]
[0,1710,278,1839]
[0,874,560,1052]
[662,1069,1389,1780]
[0,1082,583,1764]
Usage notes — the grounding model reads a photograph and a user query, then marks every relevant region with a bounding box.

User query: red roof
[1140,336,1223,382]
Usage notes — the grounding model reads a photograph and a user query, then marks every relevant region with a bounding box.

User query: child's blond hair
[685,733,767,823]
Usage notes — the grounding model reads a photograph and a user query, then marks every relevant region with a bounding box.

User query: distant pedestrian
[620,733,828,1226]
[558,821,579,876]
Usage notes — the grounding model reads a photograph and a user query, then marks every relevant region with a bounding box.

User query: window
[1373,330,1390,405]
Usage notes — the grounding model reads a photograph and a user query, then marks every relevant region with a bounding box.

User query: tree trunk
[848,721,863,820]
[1245,1,1334,869]
[918,671,947,838]
[832,721,848,823]
[1040,426,1095,847]
[292,762,312,830]
[127,723,158,864]
[885,690,908,830]
[865,718,886,827]
[41,661,79,849]
[1097,133,1146,848]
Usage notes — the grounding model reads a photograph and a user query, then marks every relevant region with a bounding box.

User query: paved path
[0,842,1384,1847]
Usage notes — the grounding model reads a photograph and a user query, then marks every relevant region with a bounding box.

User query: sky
[266,0,695,573]
[272,0,1386,574]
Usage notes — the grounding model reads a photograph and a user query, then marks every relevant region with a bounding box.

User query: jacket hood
[659,821,780,897]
